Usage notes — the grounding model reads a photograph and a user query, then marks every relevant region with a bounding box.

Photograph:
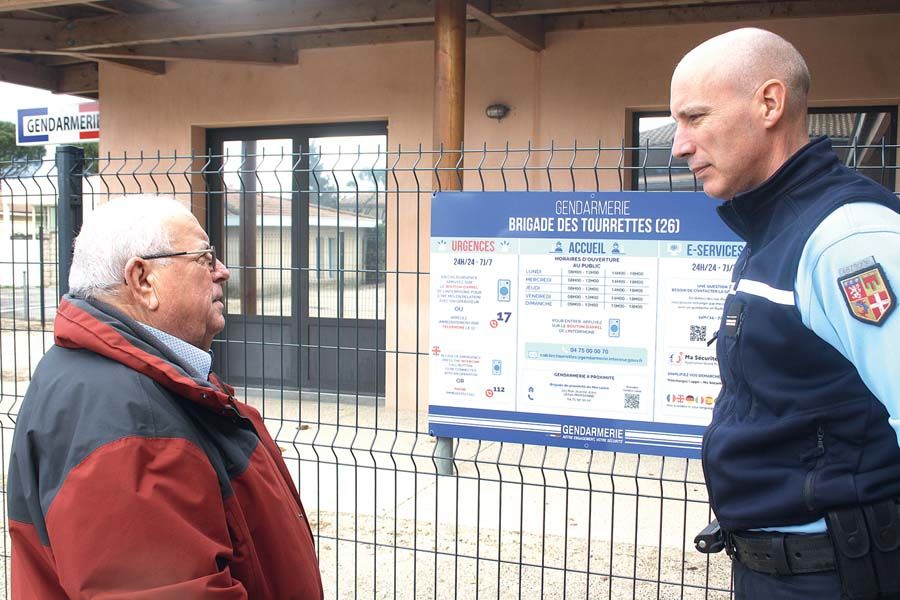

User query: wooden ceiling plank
[293,21,497,49]
[466,0,543,50]
[85,1,124,14]
[0,16,297,64]
[0,0,106,11]
[23,7,65,18]
[0,17,58,51]
[81,36,298,64]
[490,0,750,17]
[33,52,83,64]
[55,60,97,93]
[57,0,436,51]
[129,0,180,9]
[0,54,57,88]
[546,0,900,30]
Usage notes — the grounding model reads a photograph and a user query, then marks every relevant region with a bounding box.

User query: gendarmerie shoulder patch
[838,258,894,326]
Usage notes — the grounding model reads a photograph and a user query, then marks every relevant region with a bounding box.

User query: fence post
[38,225,45,328]
[56,145,84,299]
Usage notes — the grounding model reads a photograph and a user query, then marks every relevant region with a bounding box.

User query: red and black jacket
[8,296,323,599]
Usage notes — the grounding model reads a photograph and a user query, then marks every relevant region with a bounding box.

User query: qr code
[689,324,707,342]
[624,393,640,409]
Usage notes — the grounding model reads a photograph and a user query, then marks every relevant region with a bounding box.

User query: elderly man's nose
[213,259,230,281]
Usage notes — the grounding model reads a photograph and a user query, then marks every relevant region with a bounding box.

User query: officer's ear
[122,257,161,311]
[758,78,788,130]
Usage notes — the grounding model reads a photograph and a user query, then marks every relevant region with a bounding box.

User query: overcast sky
[0,82,89,124]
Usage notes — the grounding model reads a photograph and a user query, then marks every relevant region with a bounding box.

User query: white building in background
[0,172,57,287]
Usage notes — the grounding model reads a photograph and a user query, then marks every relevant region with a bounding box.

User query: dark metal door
[206,123,387,396]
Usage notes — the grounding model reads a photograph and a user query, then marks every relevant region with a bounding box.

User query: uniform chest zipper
[718,245,752,419]
[702,245,752,510]
[731,246,752,412]
[804,425,826,511]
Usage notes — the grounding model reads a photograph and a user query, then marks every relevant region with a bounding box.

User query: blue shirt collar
[137,323,212,379]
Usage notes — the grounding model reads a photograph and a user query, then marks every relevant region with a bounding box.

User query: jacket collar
[716,136,837,245]
[54,295,236,414]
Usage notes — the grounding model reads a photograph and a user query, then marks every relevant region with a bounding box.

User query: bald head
[674,28,810,119]
[669,28,812,199]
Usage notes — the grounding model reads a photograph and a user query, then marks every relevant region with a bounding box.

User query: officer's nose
[671,124,694,159]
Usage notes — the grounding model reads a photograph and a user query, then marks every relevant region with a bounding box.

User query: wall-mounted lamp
[485,103,510,120]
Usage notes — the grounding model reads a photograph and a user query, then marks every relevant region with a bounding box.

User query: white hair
[68,195,193,300]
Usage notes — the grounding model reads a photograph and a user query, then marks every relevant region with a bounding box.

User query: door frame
[206,121,388,394]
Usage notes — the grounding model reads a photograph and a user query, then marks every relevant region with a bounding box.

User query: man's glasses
[140,246,217,271]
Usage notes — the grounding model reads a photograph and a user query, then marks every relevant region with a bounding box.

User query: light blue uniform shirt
[763,202,900,534]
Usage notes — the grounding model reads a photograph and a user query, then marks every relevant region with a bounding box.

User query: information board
[428,192,744,458]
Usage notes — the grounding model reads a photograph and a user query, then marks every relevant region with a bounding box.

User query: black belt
[730,530,835,575]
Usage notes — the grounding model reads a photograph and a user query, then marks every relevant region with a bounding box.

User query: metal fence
[0,140,897,599]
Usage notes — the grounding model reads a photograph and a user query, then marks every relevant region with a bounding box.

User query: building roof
[0,1,896,99]
[225,188,381,228]
[639,112,876,147]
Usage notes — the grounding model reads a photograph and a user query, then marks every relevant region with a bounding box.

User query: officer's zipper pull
[814,425,825,457]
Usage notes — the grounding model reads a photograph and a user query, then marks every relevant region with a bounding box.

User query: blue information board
[428,191,743,459]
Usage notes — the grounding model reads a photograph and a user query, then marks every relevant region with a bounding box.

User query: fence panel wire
[0,141,897,599]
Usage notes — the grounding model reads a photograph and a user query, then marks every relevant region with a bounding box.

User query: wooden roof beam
[466,0,543,51]
[56,60,97,93]
[56,0,435,51]
[0,54,57,88]
[0,55,97,94]
[29,51,163,73]
[94,55,164,74]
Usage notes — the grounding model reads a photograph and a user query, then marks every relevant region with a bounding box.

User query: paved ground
[241,389,733,599]
[0,287,57,326]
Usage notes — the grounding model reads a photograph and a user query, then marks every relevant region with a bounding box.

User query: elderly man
[672,28,900,598]
[8,196,323,599]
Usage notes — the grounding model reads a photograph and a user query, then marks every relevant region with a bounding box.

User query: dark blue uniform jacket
[705,136,900,531]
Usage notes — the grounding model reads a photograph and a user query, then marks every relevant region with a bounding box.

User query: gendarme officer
[671,28,900,599]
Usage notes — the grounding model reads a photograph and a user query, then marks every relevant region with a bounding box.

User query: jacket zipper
[701,245,752,513]
[804,424,826,511]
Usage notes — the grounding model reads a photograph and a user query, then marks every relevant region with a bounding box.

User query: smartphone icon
[492,360,502,376]
[497,279,511,302]
[609,318,621,338]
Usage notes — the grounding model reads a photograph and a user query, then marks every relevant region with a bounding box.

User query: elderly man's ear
[122,257,160,310]
[758,79,788,130]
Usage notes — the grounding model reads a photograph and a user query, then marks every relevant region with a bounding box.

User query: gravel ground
[0,351,734,599]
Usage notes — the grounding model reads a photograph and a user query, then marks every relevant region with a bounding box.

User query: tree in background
[78,141,98,174]
[0,121,45,172]
[0,122,97,175]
